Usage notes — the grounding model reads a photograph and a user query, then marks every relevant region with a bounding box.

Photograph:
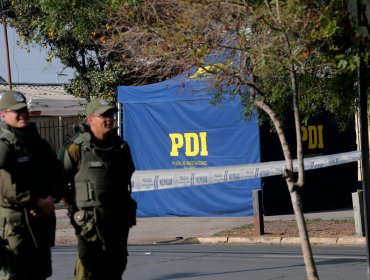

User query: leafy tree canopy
[2,0,368,123]
[2,0,132,103]
[105,0,369,129]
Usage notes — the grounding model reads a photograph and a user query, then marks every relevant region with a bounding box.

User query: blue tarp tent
[117,67,261,217]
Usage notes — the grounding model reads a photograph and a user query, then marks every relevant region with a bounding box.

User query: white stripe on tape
[131,151,363,192]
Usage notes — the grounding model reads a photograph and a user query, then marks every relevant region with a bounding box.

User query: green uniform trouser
[74,208,130,280]
[0,207,55,280]
[75,234,129,280]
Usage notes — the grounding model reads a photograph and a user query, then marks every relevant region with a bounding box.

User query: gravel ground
[214,218,357,238]
[56,217,358,245]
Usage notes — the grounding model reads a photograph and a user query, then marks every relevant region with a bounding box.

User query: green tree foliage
[103,0,222,83]
[2,0,130,102]
[106,1,368,126]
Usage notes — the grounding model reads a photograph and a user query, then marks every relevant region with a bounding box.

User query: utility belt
[73,206,131,251]
[0,207,56,256]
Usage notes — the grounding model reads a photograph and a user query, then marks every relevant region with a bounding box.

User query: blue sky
[0,26,75,84]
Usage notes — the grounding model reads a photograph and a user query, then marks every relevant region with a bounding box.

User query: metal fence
[31,116,83,153]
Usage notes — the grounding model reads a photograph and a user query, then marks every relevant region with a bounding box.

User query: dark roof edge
[0,82,66,86]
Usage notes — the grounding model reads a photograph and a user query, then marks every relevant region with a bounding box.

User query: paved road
[50,243,367,280]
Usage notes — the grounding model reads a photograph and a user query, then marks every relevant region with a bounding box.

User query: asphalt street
[50,244,367,280]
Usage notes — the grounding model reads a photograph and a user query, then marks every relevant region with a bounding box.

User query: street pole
[0,0,12,90]
[355,0,370,278]
[359,49,370,279]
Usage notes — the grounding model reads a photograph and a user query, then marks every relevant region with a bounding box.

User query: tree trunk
[254,97,319,279]
[290,188,319,280]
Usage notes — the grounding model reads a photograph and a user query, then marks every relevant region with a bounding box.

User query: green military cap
[86,99,116,116]
[0,90,27,111]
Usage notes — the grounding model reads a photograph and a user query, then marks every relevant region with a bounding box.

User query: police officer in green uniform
[59,99,135,280]
[0,90,66,280]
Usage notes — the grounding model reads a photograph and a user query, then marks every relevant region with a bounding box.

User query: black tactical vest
[0,124,53,208]
[73,132,132,209]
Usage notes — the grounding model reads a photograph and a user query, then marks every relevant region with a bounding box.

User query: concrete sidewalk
[55,208,365,246]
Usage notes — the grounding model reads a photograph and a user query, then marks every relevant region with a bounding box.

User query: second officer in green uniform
[59,99,135,280]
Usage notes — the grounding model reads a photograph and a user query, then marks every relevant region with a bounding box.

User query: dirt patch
[214,218,357,238]
[56,219,72,230]
[55,219,77,245]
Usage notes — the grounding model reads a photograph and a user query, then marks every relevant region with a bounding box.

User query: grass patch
[212,218,356,238]
[213,224,254,237]
[305,218,354,224]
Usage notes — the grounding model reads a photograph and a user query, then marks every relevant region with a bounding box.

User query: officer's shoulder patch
[67,143,81,159]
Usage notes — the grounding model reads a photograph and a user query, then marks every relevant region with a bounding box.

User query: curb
[194,236,366,246]
[55,235,366,246]
[55,209,363,246]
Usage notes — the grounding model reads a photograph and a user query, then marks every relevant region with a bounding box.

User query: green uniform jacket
[61,124,135,209]
[0,122,66,208]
